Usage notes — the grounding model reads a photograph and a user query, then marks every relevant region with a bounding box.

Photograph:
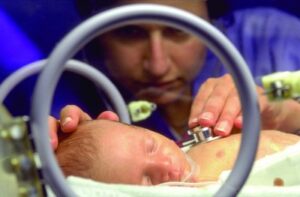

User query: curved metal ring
[30,4,260,196]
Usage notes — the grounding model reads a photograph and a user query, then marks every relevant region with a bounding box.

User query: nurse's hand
[188,74,291,136]
[49,105,120,150]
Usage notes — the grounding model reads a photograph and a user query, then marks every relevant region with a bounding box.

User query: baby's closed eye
[145,137,158,154]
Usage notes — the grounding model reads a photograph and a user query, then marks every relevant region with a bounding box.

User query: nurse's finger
[189,77,217,128]
[48,116,59,150]
[193,75,235,128]
[213,92,241,136]
[233,113,243,129]
[97,111,120,121]
[60,105,92,132]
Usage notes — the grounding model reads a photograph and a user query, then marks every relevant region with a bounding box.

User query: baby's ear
[97,111,120,121]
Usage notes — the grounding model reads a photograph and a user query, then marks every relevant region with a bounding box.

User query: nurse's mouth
[134,79,182,99]
[136,85,173,98]
[144,80,180,90]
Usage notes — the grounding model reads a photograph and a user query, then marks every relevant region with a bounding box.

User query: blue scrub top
[137,7,300,141]
[4,7,300,142]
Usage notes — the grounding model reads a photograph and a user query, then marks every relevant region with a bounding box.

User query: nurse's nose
[144,31,171,77]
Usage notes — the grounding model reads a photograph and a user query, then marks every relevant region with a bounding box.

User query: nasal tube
[158,153,217,187]
[181,154,199,182]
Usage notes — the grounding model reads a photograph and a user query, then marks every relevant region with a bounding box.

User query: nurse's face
[87,120,193,185]
[99,0,208,105]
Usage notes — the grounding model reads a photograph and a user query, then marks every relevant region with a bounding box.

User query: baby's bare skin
[187,130,300,181]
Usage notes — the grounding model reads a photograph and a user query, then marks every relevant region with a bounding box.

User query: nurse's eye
[163,27,190,42]
[145,137,158,154]
[111,25,148,41]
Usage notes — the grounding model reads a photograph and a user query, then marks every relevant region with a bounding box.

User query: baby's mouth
[167,167,182,182]
[163,155,184,183]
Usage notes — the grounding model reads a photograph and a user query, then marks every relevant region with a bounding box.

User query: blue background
[1,0,299,78]
[0,0,299,116]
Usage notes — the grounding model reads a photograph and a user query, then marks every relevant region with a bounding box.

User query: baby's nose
[148,158,171,184]
[150,155,172,170]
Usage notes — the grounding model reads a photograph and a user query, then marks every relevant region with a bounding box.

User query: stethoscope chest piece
[181,126,221,152]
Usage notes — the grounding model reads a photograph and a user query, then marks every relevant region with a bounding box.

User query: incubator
[0,3,299,197]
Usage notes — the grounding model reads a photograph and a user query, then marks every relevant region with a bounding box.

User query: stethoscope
[0,4,260,197]
[180,126,222,153]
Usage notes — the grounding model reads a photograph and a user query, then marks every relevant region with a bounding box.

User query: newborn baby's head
[56,119,195,185]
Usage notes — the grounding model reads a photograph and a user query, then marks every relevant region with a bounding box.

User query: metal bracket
[180,126,221,152]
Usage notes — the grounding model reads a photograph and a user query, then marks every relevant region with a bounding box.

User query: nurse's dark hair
[75,0,230,20]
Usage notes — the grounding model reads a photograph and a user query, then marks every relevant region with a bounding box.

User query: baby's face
[83,120,192,185]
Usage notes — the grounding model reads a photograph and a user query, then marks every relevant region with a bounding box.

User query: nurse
[50,0,300,148]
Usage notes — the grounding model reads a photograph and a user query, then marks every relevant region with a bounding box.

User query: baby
[55,119,300,185]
